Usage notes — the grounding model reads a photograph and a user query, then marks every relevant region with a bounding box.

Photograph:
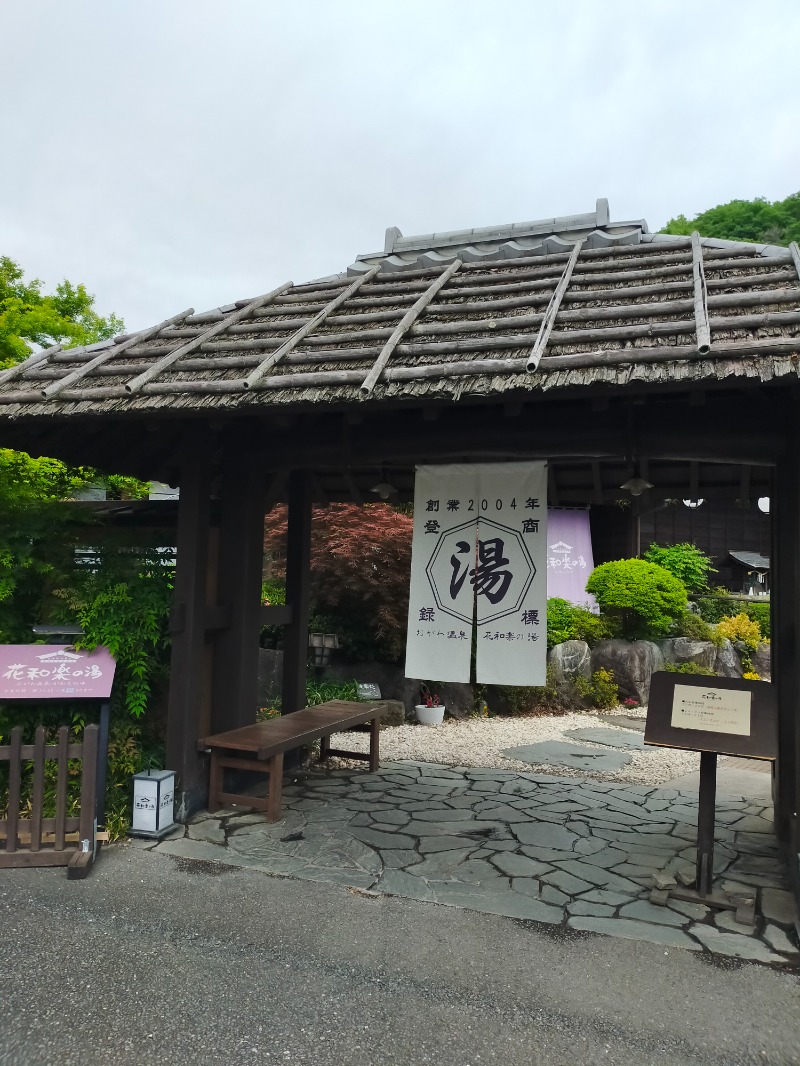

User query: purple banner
[546,509,597,609]
[0,645,117,699]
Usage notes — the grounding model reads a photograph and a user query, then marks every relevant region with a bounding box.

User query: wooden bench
[198,700,386,822]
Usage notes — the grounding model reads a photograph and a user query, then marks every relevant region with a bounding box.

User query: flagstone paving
[151,761,799,966]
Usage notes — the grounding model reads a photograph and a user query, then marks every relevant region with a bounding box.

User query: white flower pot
[415,704,445,727]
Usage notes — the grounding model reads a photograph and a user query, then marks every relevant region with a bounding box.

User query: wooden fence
[0,723,98,878]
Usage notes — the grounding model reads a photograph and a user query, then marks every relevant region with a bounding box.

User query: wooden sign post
[644,672,777,926]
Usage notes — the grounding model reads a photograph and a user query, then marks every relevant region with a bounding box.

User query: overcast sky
[2,1,799,332]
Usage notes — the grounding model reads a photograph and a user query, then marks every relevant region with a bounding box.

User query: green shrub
[696,591,771,637]
[574,667,619,709]
[546,597,612,649]
[696,588,736,625]
[742,601,770,639]
[674,610,723,647]
[499,666,618,715]
[643,542,716,596]
[662,662,716,676]
[586,559,688,639]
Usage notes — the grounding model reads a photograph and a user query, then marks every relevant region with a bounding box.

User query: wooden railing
[0,723,98,878]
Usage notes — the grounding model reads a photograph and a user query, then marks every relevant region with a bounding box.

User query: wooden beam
[548,464,560,506]
[243,266,379,388]
[281,471,313,715]
[527,240,583,372]
[739,464,751,505]
[360,259,462,395]
[0,345,62,387]
[165,426,214,817]
[591,461,603,505]
[691,231,712,355]
[790,241,800,282]
[771,452,799,878]
[125,282,293,394]
[210,448,268,734]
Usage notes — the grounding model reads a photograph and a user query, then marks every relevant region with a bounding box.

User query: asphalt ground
[1,845,798,1066]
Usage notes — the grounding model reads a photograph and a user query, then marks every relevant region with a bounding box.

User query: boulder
[590,639,663,703]
[752,641,772,681]
[548,640,591,684]
[380,699,407,729]
[659,638,716,671]
[432,681,476,719]
[715,638,743,679]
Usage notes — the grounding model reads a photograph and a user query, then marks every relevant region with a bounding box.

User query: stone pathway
[144,762,799,966]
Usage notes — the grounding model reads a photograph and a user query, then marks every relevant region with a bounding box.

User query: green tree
[661,192,800,246]
[0,255,124,368]
[643,542,716,596]
[586,559,688,639]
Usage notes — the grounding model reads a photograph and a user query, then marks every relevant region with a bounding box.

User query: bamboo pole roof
[3,200,799,421]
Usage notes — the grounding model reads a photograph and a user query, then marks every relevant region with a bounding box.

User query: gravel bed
[330,707,703,785]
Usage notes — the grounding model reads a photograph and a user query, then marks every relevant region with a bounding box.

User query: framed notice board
[644,672,777,761]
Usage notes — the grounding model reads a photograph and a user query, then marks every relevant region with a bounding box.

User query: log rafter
[360,259,462,395]
[691,231,712,356]
[124,283,293,395]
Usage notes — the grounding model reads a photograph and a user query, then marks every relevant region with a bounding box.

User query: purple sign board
[546,509,598,610]
[0,645,117,700]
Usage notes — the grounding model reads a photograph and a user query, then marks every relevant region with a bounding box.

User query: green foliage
[0,255,123,368]
[257,676,360,718]
[696,591,771,638]
[695,588,737,625]
[717,612,762,651]
[643,542,716,596]
[662,662,716,676]
[304,677,359,705]
[499,666,618,715]
[53,545,174,717]
[673,610,723,647]
[546,597,611,649]
[573,668,619,710]
[661,192,800,246]
[586,559,688,639]
[743,601,770,639]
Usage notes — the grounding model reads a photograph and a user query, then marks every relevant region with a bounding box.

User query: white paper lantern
[132,769,176,836]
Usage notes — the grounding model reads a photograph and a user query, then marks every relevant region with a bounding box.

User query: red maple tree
[264,503,413,661]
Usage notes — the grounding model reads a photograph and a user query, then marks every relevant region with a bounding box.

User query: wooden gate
[0,723,98,878]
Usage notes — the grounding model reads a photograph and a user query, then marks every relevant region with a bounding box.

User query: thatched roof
[2,199,799,422]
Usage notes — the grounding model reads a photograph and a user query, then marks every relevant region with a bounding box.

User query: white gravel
[331,706,703,785]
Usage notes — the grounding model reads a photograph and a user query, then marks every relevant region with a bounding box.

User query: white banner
[474,462,547,685]
[404,462,547,686]
[405,464,476,682]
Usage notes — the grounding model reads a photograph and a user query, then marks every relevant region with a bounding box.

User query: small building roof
[1,200,798,421]
[729,550,771,570]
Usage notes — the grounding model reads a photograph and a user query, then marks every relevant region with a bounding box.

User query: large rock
[548,640,591,684]
[714,639,743,679]
[590,639,663,703]
[659,638,716,671]
[380,699,406,728]
[752,642,771,681]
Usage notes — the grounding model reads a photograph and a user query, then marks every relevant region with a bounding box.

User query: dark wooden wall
[591,500,771,587]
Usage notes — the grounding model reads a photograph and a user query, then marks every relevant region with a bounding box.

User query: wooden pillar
[772,448,799,891]
[210,448,268,734]
[281,470,313,714]
[166,427,214,818]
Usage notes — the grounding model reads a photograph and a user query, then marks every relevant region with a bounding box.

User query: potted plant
[415,684,445,727]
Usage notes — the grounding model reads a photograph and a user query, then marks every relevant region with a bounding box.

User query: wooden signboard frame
[644,672,777,761]
[644,672,777,925]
